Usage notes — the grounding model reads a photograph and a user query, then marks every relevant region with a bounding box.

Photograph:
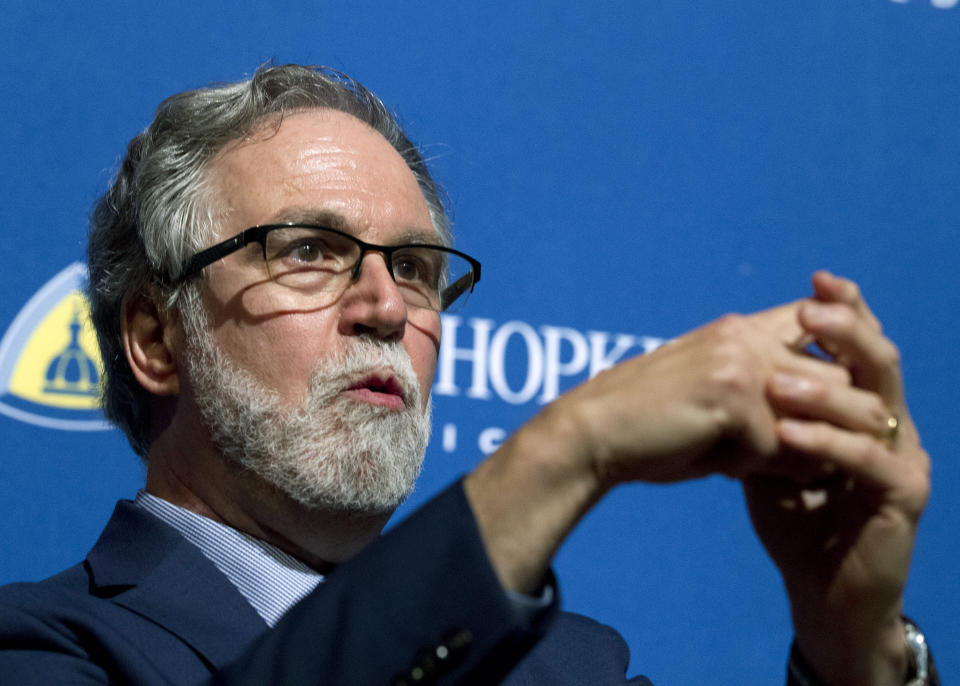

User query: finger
[810,271,882,332]
[747,300,807,345]
[718,396,783,479]
[767,372,891,437]
[774,345,852,388]
[798,301,903,403]
[745,297,854,388]
[776,419,926,503]
[745,447,843,484]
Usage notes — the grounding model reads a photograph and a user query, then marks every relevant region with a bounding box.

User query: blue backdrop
[1,2,956,683]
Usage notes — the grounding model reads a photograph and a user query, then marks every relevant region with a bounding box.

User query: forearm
[464,400,606,594]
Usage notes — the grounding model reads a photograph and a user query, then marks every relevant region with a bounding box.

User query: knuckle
[869,401,891,429]
[864,390,889,416]
[876,340,901,369]
[914,447,932,481]
[853,436,882,468]
[902,450,932,515]
[830,304,857,330]
[840,363,853,384]
[714,313,749,340]
[808,422,832,452]
[832,364,852,387]
[820,361,851,387]
[843,279,862,303]
[916,470,932,502]
[802,377,828,402]
[710,353,756,397]
[718,312,746,325]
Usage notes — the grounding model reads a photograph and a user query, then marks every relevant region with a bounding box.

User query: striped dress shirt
[134,490,323,627]
[134,490,551,631]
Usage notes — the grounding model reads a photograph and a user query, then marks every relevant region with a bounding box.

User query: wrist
[792,609,907,686]
[789,616,938,686]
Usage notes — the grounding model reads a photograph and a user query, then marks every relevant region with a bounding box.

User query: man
[0,64,937,685]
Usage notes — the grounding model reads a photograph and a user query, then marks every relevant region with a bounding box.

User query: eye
[394,256,423,281]
[264,226,358,291]
[292,240,322,263]
[393,251,440,287]
[276,237,329,264]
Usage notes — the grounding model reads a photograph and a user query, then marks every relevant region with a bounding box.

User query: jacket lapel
[86,500,268,670]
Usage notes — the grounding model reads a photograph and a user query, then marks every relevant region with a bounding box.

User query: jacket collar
[86,500,267,669]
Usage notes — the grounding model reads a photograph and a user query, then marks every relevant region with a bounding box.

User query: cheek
[201,276,341,399]
[211,314,338,402]
[405,317,441,410]
[415,350,438,410]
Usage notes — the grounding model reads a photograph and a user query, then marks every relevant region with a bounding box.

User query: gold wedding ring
[885,414,899,446]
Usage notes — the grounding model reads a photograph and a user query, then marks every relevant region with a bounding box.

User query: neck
[145,424,393,570]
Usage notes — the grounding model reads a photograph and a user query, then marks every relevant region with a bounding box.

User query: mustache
[304,338,422,410]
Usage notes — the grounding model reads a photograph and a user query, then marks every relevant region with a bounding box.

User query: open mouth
[343,372,407,409]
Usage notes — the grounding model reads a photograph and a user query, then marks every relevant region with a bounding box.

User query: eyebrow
[266,208,440,246]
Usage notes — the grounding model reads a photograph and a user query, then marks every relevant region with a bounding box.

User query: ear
[121,292,180,396]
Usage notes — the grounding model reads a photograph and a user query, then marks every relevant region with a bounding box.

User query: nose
[338,251,407,340]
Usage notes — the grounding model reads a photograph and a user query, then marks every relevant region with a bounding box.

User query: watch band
[903,617,935,686]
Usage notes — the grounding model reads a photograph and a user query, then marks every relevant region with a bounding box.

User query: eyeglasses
[175,223,482,313]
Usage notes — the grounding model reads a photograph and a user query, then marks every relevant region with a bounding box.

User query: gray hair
[87,63,451,458]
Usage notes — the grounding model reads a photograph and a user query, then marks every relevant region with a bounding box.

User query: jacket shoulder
[0,564,110,683]
[0,561,99,627]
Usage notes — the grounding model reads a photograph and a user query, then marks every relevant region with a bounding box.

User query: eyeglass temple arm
[177,234,249,284]
[440,272,476,311]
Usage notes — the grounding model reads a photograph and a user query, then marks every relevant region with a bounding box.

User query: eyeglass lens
[262,226,474,312]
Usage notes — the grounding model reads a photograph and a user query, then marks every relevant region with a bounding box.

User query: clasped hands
[468,270,929,686]
[562,270,930,685]
[468,271,928,685]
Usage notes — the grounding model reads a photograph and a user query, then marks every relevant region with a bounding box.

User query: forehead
[207,109,434,243]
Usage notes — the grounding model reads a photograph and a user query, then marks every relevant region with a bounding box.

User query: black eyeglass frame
[174,223,482,312]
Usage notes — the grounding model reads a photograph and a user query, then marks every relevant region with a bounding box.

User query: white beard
[182,317,431,514]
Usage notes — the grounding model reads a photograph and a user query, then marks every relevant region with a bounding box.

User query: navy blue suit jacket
[0,482,651,685]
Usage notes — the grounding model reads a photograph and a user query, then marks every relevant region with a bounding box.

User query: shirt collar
[134,490,324,627]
